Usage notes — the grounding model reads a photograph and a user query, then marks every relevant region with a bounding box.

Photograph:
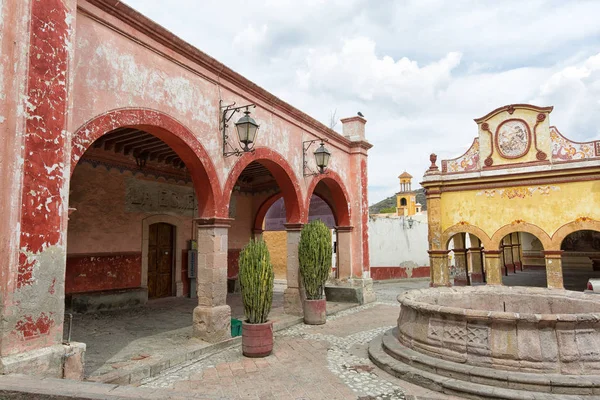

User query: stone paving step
[381,328,600,395]
[0,374,214,399]
[87,302,357,386]
[368,331,597,400]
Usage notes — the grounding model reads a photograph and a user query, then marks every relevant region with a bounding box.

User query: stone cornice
[81,0,353,151]
[195,217,233,228]
[349,140,373,151]
[340,116,366,125]
[421,165,600,191]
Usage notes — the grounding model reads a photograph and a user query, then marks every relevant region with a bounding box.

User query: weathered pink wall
[70,5,364,234]
[0,0,32,356]
[0,0,370,364]
[68,163,194,253]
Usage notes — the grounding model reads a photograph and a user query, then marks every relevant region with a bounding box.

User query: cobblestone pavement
[142,284,463,400]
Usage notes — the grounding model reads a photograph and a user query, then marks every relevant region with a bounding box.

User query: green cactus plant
[238,239,274,324]
[298,220,333,300]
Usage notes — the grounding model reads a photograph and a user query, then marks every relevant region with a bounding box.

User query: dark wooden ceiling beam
[103,130,146,150]
[123,137,162,155]
[114,133,156,153]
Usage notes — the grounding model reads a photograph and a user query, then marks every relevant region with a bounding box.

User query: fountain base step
[368,328,600,399]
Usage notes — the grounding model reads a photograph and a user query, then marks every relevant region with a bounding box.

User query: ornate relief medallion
[495,119,531,159]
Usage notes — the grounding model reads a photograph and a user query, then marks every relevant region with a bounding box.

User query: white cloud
[297,37,462,107]
[233,24,269,53]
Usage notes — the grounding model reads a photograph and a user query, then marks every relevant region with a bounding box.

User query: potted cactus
[238,239,274,357]
[299,220,332,325]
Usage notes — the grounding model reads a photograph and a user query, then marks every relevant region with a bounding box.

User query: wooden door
[148,223,174,299]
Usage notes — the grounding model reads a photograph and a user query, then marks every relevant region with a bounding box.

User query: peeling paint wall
[0,0,370,365]
[65,253,141,293]
[0,0,32,356]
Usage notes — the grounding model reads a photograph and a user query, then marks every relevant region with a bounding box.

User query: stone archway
[490,222,552,251]
[71,108,221,216]
[222,148,304,223]
[551,218,600,249]
[305,171,354,281]
[442,223,492,250]
[305,171,351,227]
[69,108,229,343]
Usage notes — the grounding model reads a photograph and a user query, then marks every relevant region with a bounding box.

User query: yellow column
[428,250,450,287]
[468,234,484,284]
[484,250,503,285]
[425,186,443,248]
[544,251,564,289]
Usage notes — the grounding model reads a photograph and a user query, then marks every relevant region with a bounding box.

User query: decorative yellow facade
[422,104,600,289]
[396,171,420,216]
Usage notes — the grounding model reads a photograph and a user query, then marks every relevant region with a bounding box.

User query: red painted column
[340,116,372,278]
[1,0,77,364]
[0,0,33,359]
[340,116,375,304]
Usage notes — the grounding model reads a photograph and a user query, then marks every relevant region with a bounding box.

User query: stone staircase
[369,328,600,399]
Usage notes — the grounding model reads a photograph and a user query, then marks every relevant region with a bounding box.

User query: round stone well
[369,286,600,398]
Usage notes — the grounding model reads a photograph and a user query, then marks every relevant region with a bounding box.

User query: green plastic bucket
[231,318,242,337]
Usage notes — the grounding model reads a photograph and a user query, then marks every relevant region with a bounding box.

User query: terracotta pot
[242,321,273,358]
[303,298,326,325]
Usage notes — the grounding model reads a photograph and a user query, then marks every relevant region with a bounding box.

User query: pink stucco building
[0,0,372,377]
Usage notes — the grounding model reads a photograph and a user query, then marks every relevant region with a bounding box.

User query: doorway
[148,222,174,298]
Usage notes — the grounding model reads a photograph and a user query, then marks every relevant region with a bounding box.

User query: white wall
[368,213,429,267]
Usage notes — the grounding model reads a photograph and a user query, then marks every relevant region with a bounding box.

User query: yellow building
[396,172,421,216]
[422,104,600,290]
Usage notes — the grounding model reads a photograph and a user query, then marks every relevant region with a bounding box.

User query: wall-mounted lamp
[134,151,148,169]
[220,100,259,157]
[303,139,331,176]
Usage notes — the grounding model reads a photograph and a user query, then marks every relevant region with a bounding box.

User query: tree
[328,109,338,130]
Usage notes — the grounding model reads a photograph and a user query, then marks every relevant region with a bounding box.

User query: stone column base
[325,278,376,305]
[193,305,231,343]
[0,342,86,380]
[453,277,468,286]
[283,288,303,316]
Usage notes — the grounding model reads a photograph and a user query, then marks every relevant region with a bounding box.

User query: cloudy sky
[123,0,600,205]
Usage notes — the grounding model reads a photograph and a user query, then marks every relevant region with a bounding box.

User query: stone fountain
[369,286,600,399]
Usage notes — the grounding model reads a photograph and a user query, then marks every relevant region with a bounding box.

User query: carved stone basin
[396,286,600,375]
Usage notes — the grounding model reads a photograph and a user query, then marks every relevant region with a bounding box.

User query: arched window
[400,197,407,206]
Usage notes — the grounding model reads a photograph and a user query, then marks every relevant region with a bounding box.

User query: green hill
[369,188,426,214]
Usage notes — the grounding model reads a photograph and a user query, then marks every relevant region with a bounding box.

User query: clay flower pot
[242,320,273,358]
[303,298,326,325]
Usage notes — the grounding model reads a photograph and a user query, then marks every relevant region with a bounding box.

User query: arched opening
[446,233,485,285]
[67,110,219,377]
[67,126,205,306]
[400,197,407,206]
[260,195,336,281]
[305,173,353,279]
[561,230,600,291]
[501,232,546,287]
[223,151,303,308]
